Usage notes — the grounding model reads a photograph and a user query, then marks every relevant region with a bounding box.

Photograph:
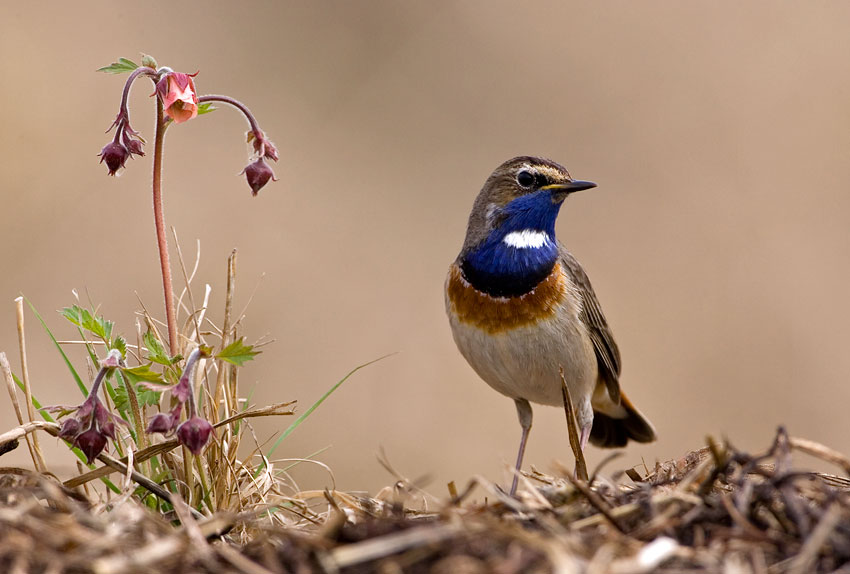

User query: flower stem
[197,94,261,134]
[152,98,179,354]
[119,67,157,117]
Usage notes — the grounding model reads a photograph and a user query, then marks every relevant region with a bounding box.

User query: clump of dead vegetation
[1,426,849,573]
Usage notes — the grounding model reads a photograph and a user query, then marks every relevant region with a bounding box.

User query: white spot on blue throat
[502,229,550,249]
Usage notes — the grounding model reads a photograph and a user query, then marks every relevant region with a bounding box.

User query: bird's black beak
[542,180,597,200]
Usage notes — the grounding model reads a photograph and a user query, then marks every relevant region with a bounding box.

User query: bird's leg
[510,398,533,497]
[579,424,591,452]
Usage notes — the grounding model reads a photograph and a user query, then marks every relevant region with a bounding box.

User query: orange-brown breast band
[447,263,567,334]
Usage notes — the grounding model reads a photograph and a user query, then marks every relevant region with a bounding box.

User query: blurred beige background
[2,2,849,494]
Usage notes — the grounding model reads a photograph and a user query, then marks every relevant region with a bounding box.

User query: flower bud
[176,416,214,455]
[58,418,81,441]
[249,131,279,162]
[125,139,145,157]
[101,421,116,440]
[99,141,129,176]
[101,348,123,368]
[242,158,276,196]
[140,54,158,69]
[155,72,199,124]
[75,428,107,464]
[146,411,177,434]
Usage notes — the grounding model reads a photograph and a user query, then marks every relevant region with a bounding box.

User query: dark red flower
[176,416,214,455]
[146,405,181,435]
[125,138,145,157]
[99,141,129,175]
[58,418,81,441]
[75,428,108,464]
[242,158,276,196]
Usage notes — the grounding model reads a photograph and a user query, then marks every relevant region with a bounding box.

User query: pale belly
[448,312,598,408]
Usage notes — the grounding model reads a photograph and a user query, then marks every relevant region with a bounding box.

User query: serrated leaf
[112,383,130,412]
[197,102,216,115]
[61,305,83,326]
[61,305,113,341]
[111,381,160,416]
[217,337,260,366]
[97,57,139,74]
[122,363,165,384]
[112,335,127,358]
[136,387,162,407]
[143,331,171,365]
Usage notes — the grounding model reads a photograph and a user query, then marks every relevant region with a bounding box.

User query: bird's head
[457,157,596,296]
[460,156,595,255]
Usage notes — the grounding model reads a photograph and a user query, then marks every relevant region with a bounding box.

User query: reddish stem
[197,94,262,134]
[152,98,179,354]
[119,67,157,115]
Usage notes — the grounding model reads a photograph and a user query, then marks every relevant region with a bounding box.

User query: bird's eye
[516,170,535,188]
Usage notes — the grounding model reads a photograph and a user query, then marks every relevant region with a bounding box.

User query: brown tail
[589,392,656,448]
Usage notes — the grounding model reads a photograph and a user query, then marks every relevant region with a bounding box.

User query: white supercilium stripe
[502,230,550,249]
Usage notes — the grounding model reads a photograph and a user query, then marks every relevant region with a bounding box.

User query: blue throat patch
[461,190,562,297]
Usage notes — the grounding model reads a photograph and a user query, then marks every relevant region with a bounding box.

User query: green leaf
[61,305,87,328]
[197,102,216,116]
[217,337,260,367]
[264,354,394,462]
[113,380,160,412]
[137,386,162,407]
[112,335,127,358]
[112,382,130,412]
[122,363,166,384]
[61,305,113,342]
[97,57,139,74]
[12,373,55,423]
[143,331,172,365]
[28,299,88,397]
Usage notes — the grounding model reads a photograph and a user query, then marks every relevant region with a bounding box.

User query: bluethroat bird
[445,156,656,495]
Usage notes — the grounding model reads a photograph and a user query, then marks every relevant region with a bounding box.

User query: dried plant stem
[559,367,588,481]
[172,228,203,345]
[0,352,42,470]
[0,420,56,448]
[151,99,178,356]
[212,251,237,507]
[14,298,47,472]
[0,393,53,452]
[213,249,237,422]
[182,445,194,503]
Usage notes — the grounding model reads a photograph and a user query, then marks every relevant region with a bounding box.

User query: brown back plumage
[558,248,657,448]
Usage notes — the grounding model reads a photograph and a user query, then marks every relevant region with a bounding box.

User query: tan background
[2,2,849,494]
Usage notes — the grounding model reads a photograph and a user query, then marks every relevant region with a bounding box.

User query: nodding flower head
[75,429,108,465]
[155,71,199,124]
[57,349,129,463]
[176,416,214,455]
[99,141,130,176]
[242,158,277,196]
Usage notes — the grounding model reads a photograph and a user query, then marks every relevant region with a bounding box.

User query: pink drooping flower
[155,72,199,124]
